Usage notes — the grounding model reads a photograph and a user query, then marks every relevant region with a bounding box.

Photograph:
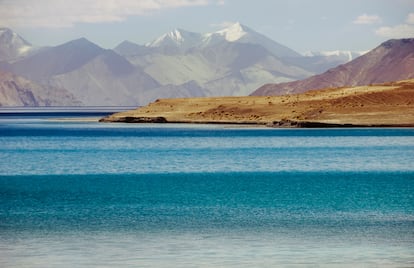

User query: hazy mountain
[252,38,414,96]
[146,29,204,51]
[143,22,301,59]
[200,42,312,96]
[10,38,104,81]
[0,71,81,106]
[0,28,34,62]
[202,23,301,58]
[114,41,153,56]
[120,41,312,97]
[137,80,206,105]
[47,49,160,106]
[115,23,313,98]
[5,37,161,106]
[0,26,377,106]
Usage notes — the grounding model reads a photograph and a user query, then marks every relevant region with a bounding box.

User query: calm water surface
[0,115,413,267]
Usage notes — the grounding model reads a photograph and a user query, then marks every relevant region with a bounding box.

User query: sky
[1,0,413,53]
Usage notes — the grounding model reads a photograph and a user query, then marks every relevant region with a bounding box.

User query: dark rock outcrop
[100,116,167,123]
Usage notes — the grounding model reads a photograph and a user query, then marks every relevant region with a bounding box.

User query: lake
[0,111,413,267]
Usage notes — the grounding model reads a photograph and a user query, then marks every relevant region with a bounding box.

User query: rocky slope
[252,39,414,96]
[0,71,81,106]
[101,79,414,127]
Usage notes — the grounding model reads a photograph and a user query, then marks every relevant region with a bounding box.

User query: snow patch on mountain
[0,28,33,59]
[147,23,249,49]
[145,22,301,58]
[146,29,203,50]
[18,45,32,55]
[209,22,247,42]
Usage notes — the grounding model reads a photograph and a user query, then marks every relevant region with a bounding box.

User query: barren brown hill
[101,79,414,127]
[252,38,414,96]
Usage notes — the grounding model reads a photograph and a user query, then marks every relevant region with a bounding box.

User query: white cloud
[407,13,414,24]
[0,0,223,28]
[375,24,414,38]
[353,14,382,25]
[375,13,414,38]
[210,21,237,28]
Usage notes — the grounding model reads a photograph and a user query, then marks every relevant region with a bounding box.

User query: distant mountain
[202,23,301,58]
[144,22,301,59]
[9,38,104,81]
[114,23,313,98]
[48,49,160,106]
[146,29,204,51]
[114,41,153,56]
[252,38,414,96]
[0,71,81,106]
[0,28,33,61]
[5,37,161,106]
[0,26,378,106]
[137,80,206,105]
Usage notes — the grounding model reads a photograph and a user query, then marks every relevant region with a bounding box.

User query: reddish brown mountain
[252,38,414,96]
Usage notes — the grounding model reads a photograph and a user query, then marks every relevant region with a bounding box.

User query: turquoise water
[0,118,413,267]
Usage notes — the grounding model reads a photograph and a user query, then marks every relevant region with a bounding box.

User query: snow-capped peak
[169,29,184,43]
[146,29,203,49]
[145,23,301,58]
[0,28,30,46]
[146,22,252,50]
[0,28,33,60]
[213,22,248,42]
[155,29,185,45]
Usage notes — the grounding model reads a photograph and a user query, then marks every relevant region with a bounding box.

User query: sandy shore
[101,79,414,127]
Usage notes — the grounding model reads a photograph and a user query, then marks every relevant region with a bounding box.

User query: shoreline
[99,116,414,128]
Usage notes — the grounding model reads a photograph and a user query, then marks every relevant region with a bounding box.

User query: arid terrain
[101,79,414,127]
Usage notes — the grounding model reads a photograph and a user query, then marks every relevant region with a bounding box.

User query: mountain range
[0,24,367,106]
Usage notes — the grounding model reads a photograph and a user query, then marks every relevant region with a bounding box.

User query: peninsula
[100,79,414,127]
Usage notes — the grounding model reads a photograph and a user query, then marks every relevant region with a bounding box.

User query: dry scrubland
[101,79,414,127]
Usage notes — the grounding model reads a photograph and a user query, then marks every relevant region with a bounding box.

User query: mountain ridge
[252,38,414,96]
[143,22,302,59]
[8,37,105,81]
[0,26,400,106]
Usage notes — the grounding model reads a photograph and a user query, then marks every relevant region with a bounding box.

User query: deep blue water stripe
[1,171,413,233]
[1,125,414,137]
